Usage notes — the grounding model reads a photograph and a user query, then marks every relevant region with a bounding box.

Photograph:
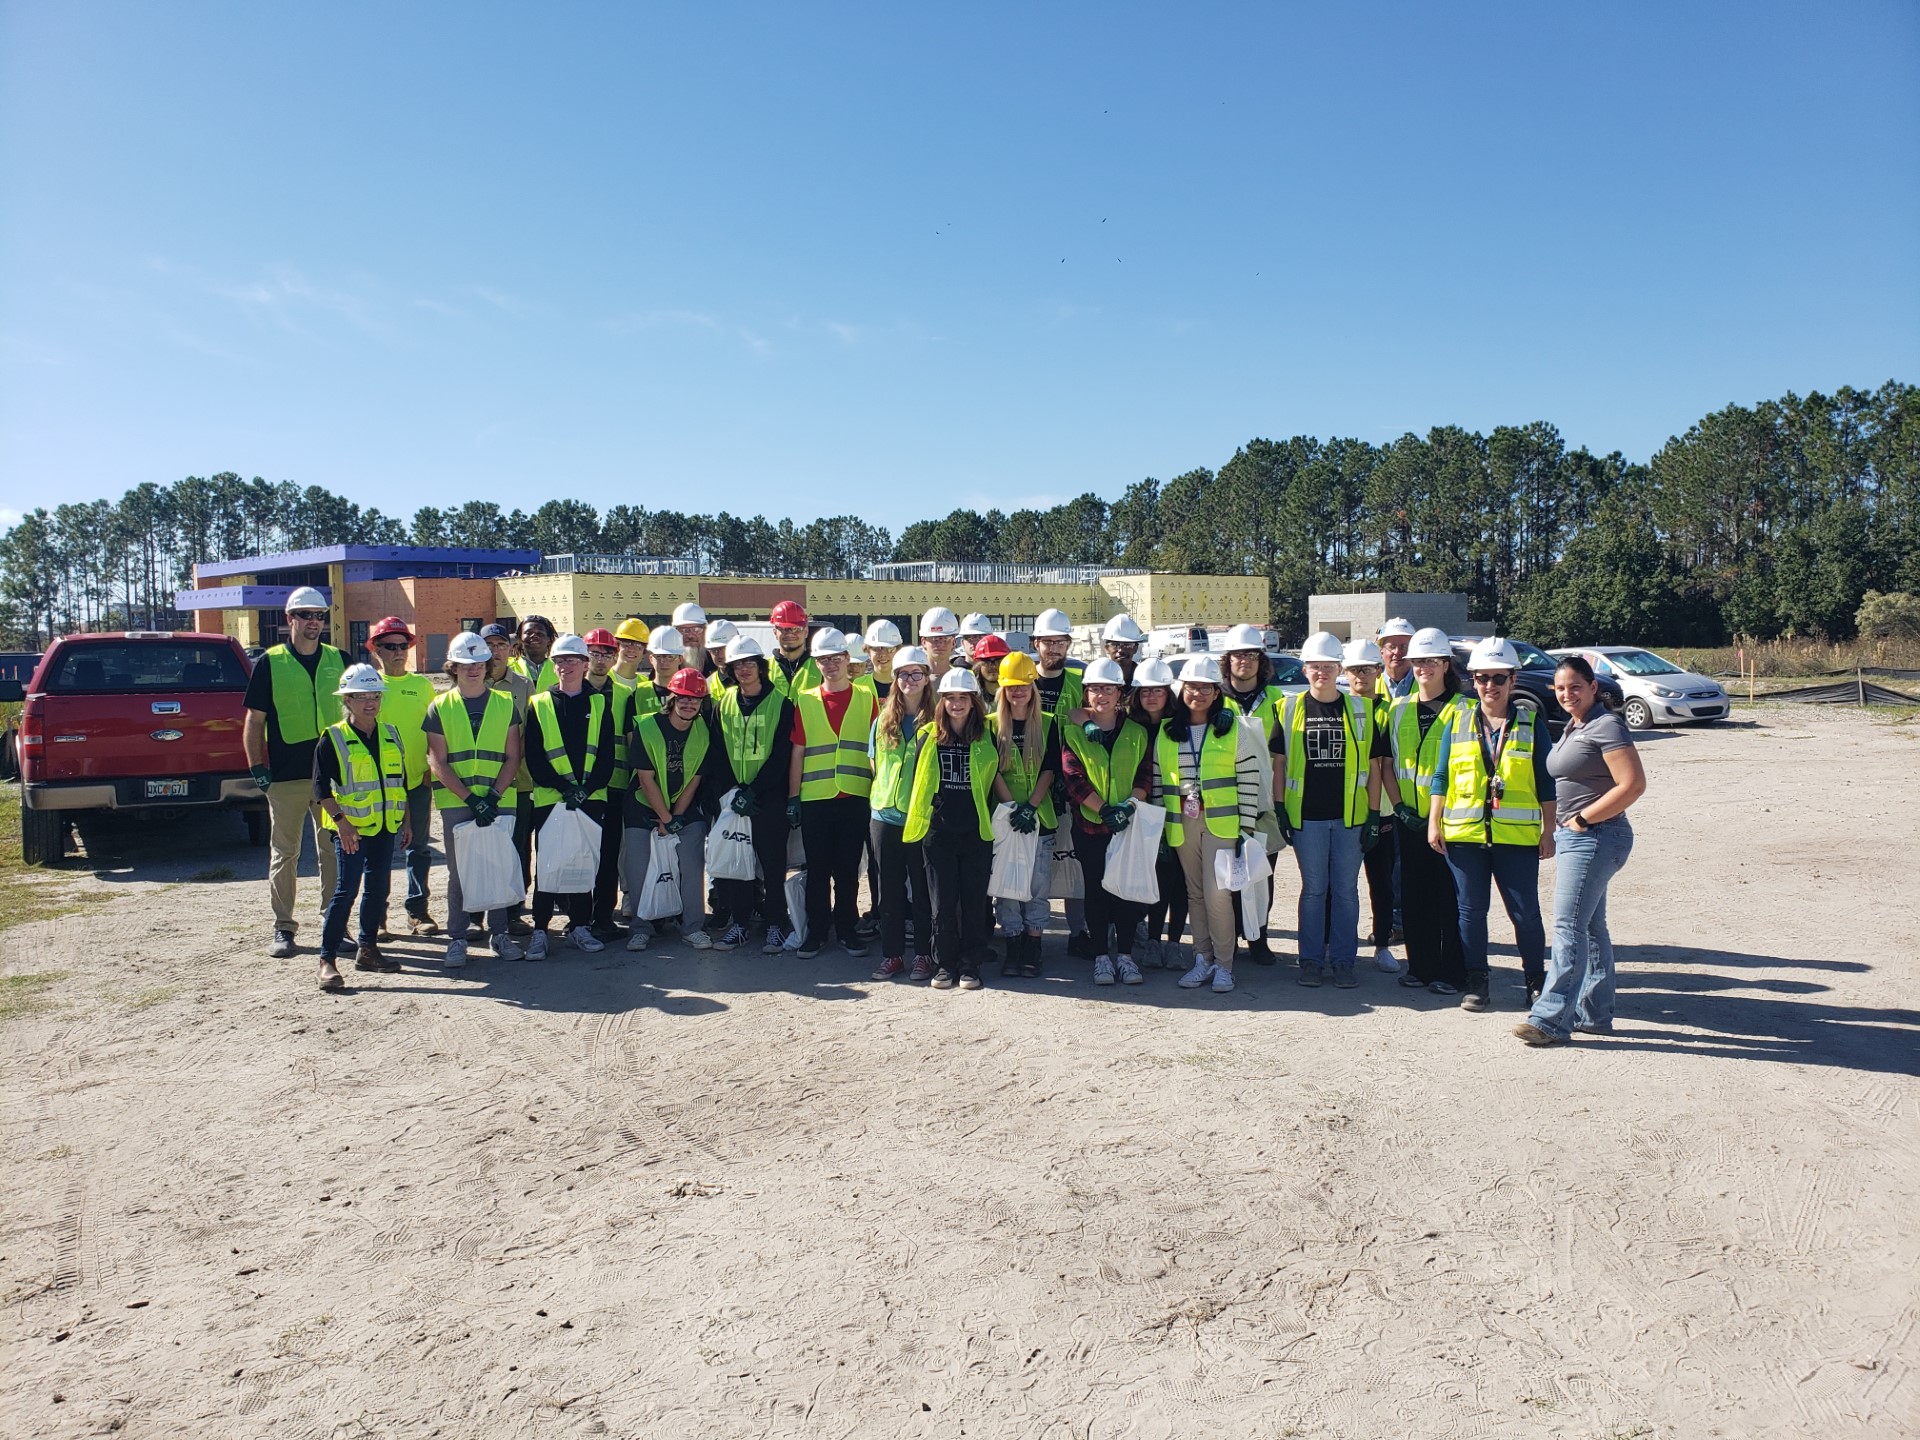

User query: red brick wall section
[342,577,500,672]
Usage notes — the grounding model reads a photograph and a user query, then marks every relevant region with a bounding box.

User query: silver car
[1548,645,1730,730]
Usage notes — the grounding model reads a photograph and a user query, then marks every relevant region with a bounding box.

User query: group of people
[244,588,1646,1046]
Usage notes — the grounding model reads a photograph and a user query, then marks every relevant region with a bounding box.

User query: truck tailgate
[33,692,248,782]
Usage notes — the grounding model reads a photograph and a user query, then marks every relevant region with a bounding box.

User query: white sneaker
[1374,944,1401,974]
[525,929,549,961]
[1211,966,1235,993]
[1116,955,1144,985]
[1093,955,1117,985]
[490,934,523,962]
[569,926,605,953]
[1178,956,1215,989]
[626,927,651,952]
[444,939,469,969]
[685,929,713,950]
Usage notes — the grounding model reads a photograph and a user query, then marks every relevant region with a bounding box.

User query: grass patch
[190,865,235,882]
[0,970,68,1021]
[0,789,110,934]
[127,984,183,1011]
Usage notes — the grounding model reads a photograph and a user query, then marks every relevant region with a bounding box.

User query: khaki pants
[268,779,338,934]
[1177,822,1242,970]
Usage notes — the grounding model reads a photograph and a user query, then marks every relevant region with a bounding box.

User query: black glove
[731,788,758,815]
[1210,710,1235,738]
[1275,812,1294,849]
[250,764,275,792]
[1393,800,1422,828]
[1103,802,1133,832]
[665,815,685,835]
[1010,803,1037,834]
[1361,809,1382,853]
[467,791,495,823]
[786,797,803,827]
[562,784,588,810]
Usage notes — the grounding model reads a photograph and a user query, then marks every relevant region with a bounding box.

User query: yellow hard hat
[998,651,1038,686]
[614,617,650,644]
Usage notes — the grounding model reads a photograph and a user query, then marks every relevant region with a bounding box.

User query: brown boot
[355,942,399,973]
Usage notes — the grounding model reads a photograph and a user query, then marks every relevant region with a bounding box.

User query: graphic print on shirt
[938,746,971,789]
[1303,708,1346,763]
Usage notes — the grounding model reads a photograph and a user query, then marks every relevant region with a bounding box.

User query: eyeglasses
[893,669,928,682]
[1474,673,1512,686]
[289,610,326,621]
[587,648,617,658]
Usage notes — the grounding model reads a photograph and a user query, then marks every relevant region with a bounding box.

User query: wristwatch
[1569,813,1589,832]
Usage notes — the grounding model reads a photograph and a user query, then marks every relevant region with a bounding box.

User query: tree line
[2,382,1911,649]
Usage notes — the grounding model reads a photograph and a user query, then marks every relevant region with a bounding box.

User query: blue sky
[3,1,1916,537]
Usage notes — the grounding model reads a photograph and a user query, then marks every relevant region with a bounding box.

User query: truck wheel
[20,796,66,866]
[244,807,270,847]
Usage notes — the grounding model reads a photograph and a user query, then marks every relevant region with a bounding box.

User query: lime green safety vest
[868,715,925,817]
[526,690,608,808]
[1039,664,1083,719]
[627,674,661,723]
[1439,702,1543,847]
[1225,682,1285,738]
[587,676,637,793]
[706,670,730,704]
[511,655,558,692]
[376,671,435,789]
[1387,692,1466,812]
[265,644,344,744]
[991,711,1057,831]
[429,688,519,812]
[717,684,785,786]
[903,736,999,843]
[770,654,824,699]
[1156,721,1240,846]
[1061,717,1149,826]
[319,720,406,836]
[795,685,874,800]
[1280,692,1373,829]
[633,712,710,808]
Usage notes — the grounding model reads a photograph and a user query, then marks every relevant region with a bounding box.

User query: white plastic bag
[1047,821,1084,899]
[451,818,523,914]
[1239,848,1271,942]
[787,825,807,870]
[1101,800,1164,904]
[638,831,683,921]
[1213,843,1251,892]
[783,869,809,949]
[536,805,602,895]
[988,802,1039,901]
[706,792,760,882]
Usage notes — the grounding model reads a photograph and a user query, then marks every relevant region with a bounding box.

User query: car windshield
[1604,649,1683,677]
[48,642,248,692]
[1269,654,1306,684]
[1511,641,1559,672]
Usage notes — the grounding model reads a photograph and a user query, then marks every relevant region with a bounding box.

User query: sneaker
[526,929,549,961]
[591,920,629,943]
[408,913,442,937]
[685,929,713,950]
[1373,945,1400,973]
[269,929,296,959]
[625,927,650,952]
[1211,966,1235,994]
[842,936,870,958]
[855,911,880,938]
[1333,964,1359,989]
[762,925,788,954]
[1066,930,1095,959]
[1388,925,1405,944]
[930,968,958,990]
[909,956,935,982]
[871,956,906,980]
[1134,936,1159,968]
[1460,977,1491,1012]
[1116,955,1144,985]
[1428,980,1459,995]
[1297,964,1324,988]
[1177,956,1215,989]
[714,924,746,951]
[1525,981,1544,1007]
[1092,956,1117,986]
[1512,1022,1566,1047]
[569,926,605,953]
[958,968,984,990]
[795,938,823,959]
[443,939,469,969]
[490,934,524,962]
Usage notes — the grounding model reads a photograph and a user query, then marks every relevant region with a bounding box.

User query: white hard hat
[285,586,328,613]
[447,632,491,665]
[1406,627,1453,661]
[937,668,980,694]
[1180,653,1224,686]
[1082,657,1126,687]
[1467,637,1520,671]
[1377,616,1416,639]
[919,606,960,637]
[704,618,738,646]
[891,646,930,670]
[864,618,902,648]
[957,612,992,638]
[1343,638,1384,668]
[844,634,868,663]
[550,633,590,660]
[1102,613,1145,643]
[647,628,685,656]
[1223,623,1266,652]
[335,662,387,695]
[1032,608,1073,638]
[724,635,764,664]
[672,601,707,626]
[1299,631,1345,664]
[1132,657,1175,688]
[810,626,850,657]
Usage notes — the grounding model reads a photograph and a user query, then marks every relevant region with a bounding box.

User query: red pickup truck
[1,631,267,865]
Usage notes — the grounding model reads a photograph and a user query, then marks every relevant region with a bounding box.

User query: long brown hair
[994,684,1046,772]
[877,672,932,749]
[934,692,986,745]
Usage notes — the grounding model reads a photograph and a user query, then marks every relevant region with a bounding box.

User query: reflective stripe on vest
[320,720,406,835]
[634,712,711,806]
[430,688,519,811]
[718,685,785,786]
[1388,692,1466,811]
[1439,702,1543,846]
[1061,718,1148,826]
[1155,722,1240,846]
[1280,692,1371,829]
[265,645,344,744]
[590,677,636,792]
[796,686,875,799]
[526,690,608,808]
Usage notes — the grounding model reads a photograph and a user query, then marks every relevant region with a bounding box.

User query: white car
[1548,646,1729,730]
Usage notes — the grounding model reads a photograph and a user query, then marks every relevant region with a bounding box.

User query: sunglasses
[374,641,409,652]
[290,610,326,621]
[1474,673,1512,686]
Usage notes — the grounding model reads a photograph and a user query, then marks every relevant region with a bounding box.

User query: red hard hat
[770,600,809,627]
[583,628,617,649]
[667,667,709,698]
[369,616,413,643]
[969,634,1010,663]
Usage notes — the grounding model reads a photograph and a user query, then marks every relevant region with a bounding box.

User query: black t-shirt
[244,644,328,782]
[522,687,616,797]
[420,691,493,738]
[930,742,979,834]
[1415,696,1449,741]
[1281,695,1388,822]
[1033,670,1065,714]
[1006,717,1063,779]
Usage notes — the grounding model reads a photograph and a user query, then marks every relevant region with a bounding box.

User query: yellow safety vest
[265,644,344,744]
[633,712,711,807]
[795,686,874,800]
[1224,682,1285,738]
[990,712,1057,831]
[1156,721,1240,845]
[1280,692,1372,829]
[526,690,608,808]
[319,720,406,835]
[903,736,999,843]
[587,676,636,792]
[868,716,925,817]
[429,688,519,811]
[717,685,785,786]
[1387,693,1466,812]
[771,653,824,699]
[376,671,435,789]
[1038,664,1083,718]
[1060,717,1149,826]
[510,655,558,692]
[1438,702,1544,847]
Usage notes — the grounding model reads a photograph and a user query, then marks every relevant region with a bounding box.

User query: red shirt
[789,684,856,745]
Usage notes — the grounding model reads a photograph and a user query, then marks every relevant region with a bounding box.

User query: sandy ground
[2,705,1916,1440]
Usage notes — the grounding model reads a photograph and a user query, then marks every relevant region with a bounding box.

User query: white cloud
[0,506,26,533]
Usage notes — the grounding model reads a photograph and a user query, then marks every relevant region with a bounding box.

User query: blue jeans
[322,828,396,959]
[1445,842,1546,983]
[1529,818,1633,1038]
[1293,818,1362,972]
[401,783,432,915]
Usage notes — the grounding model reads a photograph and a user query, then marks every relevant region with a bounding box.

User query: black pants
[717,805,793,930]
[800,794,866,945]
[512,794,535,896]
[925,827,991,972]
[593,798,624,928]
[1146,846,1188,942]
[871,818,932,960]
[1362,819,1397,942]
[1073,826,1146,960]
[1398,819,1465,986]
[530,800,599,932]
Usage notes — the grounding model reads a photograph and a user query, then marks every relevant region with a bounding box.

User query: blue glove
[1210,710,1235,738]
[1082,720,1103,740]
[1010,803,1037,834]
[786,797,802,828]
[731,789,758,815]
[250,764,274,792]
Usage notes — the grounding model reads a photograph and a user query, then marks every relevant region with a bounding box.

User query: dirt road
[3,707,1916,1439]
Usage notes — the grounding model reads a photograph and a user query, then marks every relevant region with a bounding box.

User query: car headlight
[1650,685,1680,698]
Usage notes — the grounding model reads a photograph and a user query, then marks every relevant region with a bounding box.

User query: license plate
[145,779,190,798]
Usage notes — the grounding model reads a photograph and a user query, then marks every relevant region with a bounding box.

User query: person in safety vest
[521,635,617,959]
[1214,623,1288,967]
[1386,627,1470,996]
[919,607,961,679]
[1376,617,1417,701]
[1427,637,1556,1014]
[511,615,558,692]
[611,617,653,693]
[424,631,526,965]
[903,668,1009,991]
[1029,607,1090,954]
[1059,657,1153,985]
[481,621,538,925]
[1280,632,1391,990]
[768,600,824,697]
[310,664,412,991]
[365,616,440,938]
[1127,657,1186,972]
[580,628,638,940]
[708,635,798,954]
[629,667,724,949]
[786,627,873,958]
[703,620,739,698]
[1342,637,1401,970]
[244,586,346,959]
[864,645,933,981]
[987,651,1060,979]
[863,619,903,701]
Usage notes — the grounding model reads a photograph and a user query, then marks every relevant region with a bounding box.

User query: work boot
[1000,934,1024,978]
[355,942,399,973]
[1460,975,1491,1012]
[408,912,442,937]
